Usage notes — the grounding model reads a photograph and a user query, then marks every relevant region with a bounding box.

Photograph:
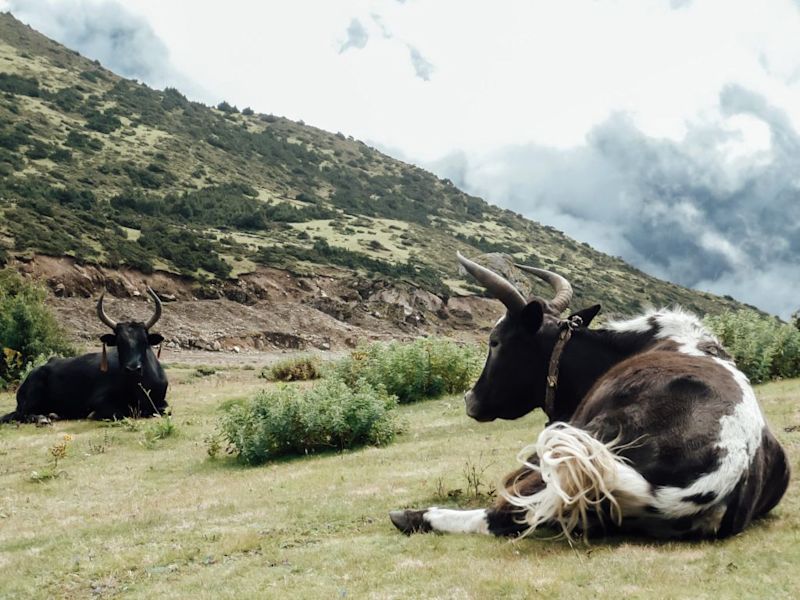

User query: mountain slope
[0,11,751,330]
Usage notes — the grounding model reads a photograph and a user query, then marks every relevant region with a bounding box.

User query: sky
[3,0,800,318]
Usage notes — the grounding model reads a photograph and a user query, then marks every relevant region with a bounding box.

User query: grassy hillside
[0,364,798,598]
[0,12,750,317]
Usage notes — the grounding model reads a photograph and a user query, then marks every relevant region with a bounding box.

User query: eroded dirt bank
[10,255,499,355]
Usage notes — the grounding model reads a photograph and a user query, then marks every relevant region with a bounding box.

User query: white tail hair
[503,423,634,542]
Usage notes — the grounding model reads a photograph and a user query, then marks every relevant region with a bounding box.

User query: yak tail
[0,411,18,423]
[503,422,644,542]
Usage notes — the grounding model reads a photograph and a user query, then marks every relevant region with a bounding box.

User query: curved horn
[514,264,573,315]
[457,252,526,313]
[96,293,118,330]
[144,287,163,330]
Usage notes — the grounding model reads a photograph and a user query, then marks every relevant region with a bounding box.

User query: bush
[0,270,74,388]
[220,377,400,464]
[0,73,40,97]
[262,355,321,382]
[65,130,102,152]
[331,338,482,404]
[141,415,176,448]
[705,310,800,383]
[84,109,122,134]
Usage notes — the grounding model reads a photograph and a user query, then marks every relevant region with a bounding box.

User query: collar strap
[544,314,583,421]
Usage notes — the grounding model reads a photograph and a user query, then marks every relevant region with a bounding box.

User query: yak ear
[569,304,602,327]
[147,333,164,346]
[100,334,117,347]
[520,300,544,332]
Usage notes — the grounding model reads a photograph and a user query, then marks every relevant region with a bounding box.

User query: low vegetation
[217,340,478,464]
[332,338,482,404]
[705,310,800,383]
[0,269,73,388]
[140,415,177,449]
[261,355,321,382]
[220,377,400,465]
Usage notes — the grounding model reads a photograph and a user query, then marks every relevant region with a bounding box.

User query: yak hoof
[389,509,433,535]
[48,413,59,421]
[35,415,52,427]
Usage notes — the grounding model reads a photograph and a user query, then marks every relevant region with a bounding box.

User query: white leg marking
[424,508,490,534]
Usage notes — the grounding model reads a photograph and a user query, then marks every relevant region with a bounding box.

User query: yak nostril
[125,364,142,373]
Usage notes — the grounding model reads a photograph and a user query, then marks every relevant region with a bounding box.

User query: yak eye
[489,339,499,348]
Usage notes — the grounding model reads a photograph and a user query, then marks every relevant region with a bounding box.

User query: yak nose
[125,363,143,374]
[464,389,477,415]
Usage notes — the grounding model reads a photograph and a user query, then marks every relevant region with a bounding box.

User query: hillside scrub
[705,310,800,383]
[0,270,74,388]
[220,377,400,465]
[0,11,757,316]
[331,338,483,404]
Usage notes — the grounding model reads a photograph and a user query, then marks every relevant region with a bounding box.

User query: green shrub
[705,310,800,383]
[84,109,122,134]
[141,415,176,448]
[0,73,40,97]
[65,130,102,152]
[262,356,321,382]
[194,365,217,377]
[220,377,400,464]
[0,270,74,388]
[331,338,482,404]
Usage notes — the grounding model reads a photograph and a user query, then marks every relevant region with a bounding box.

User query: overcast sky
[4,0,800,318]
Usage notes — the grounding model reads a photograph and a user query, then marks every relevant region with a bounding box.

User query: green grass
[0,367,798,599]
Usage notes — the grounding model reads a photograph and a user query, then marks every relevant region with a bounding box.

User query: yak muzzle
[464,390,495,422]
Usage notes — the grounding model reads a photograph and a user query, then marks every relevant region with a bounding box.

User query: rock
[311,297,353,322]
[320,341,331,350]
[232,346,241,353]
[339,288,361,302]
[53,282,66,297]
[211,341,222,352]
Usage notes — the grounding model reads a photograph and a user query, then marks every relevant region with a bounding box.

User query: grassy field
[0,365,798,599]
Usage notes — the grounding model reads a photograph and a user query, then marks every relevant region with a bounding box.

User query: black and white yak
[1,288,168,423]
[390,253,789,540]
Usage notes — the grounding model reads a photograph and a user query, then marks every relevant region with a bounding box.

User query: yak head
[97,287,164,376]
[457,252,600,422]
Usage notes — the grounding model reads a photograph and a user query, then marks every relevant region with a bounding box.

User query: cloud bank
[430,85,800,318]
[4,0,204,97]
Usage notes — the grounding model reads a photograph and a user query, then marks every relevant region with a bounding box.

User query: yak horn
[144,287,163,330]
[457,252,526,314]
[96,293,118,330]
[514,264,573,315]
